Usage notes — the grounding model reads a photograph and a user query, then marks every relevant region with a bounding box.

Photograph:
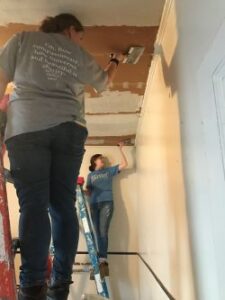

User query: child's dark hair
[89,154,102,172]
[39,13,84,33]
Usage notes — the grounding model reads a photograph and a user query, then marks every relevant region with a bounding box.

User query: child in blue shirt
[86,142,128,277]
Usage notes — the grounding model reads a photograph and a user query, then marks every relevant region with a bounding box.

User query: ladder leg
[77,185,109,299]
[0,153,17,299]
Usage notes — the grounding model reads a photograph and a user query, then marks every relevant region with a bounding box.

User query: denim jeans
[90,201,114,259]
[6,122,87,288]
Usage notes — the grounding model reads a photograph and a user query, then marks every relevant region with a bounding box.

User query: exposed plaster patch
[86,139,105,145]
[86,111,140,116]
[86,135,135,146]
[108,82,114,89]
[137,82,145,89]
[121,82,146,90]
[86,114,139,136]
[122,82,130,89]
[85,83,146,97]
[85,91,143,114]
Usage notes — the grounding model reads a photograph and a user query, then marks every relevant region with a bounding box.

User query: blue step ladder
[76,177,110,299]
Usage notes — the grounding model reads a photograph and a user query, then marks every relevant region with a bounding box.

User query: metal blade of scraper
[123,46,145,64]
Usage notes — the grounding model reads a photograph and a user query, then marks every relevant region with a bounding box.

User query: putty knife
[123,46,145,64]
[110,46,145,64]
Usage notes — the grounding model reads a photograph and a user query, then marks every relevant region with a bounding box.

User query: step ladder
[0,110,17,300]
[76,177,110,299]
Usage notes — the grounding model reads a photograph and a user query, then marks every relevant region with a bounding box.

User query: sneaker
[89,268,95,281]
[99,262,109,278]
[18,285,47,300]
[12,238,20,255]
[47,283,70,300]
[90,262,109,281]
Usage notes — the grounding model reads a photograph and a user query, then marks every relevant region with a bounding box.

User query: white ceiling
[0,0,165,26]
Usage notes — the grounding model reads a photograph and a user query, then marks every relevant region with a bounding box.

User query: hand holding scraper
[110,46,145,64]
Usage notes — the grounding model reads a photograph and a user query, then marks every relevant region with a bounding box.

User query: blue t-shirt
[86,165,120,204]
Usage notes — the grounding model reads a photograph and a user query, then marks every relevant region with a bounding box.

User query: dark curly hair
[39,13,84,33]
[89,154,103,172]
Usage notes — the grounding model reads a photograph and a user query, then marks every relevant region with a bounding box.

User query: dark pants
[90,202,114,259]
[6,122,87,288]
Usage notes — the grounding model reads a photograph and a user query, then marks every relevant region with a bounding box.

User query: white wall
[136,0,225,299]
[135,1,195,299]
[5,145,139,300]
[173,1,225,299]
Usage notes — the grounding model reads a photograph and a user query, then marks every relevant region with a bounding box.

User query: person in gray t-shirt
[0,13,124,300]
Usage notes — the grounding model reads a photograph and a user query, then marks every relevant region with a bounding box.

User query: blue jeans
[90,201,114,259]
[6,122,87,288]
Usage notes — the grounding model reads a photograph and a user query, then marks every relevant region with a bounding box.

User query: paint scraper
[110,46,145,64]
[123,46,145,64]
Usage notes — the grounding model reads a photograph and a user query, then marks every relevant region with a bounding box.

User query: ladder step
[82,294,108,300]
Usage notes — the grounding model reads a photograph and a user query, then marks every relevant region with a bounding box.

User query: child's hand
[118,141,125,149]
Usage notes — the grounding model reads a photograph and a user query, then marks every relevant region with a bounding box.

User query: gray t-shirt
[0,31,108,140]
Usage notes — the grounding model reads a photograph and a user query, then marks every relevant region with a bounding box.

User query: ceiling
[0,1,165,145]
[0,0,165,26]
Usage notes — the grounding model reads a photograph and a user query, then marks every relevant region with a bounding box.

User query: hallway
[1,0,225,299]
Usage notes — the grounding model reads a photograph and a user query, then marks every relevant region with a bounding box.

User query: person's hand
[111,53,125,62]
[115,53,125,62]
[118,141,125,149]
